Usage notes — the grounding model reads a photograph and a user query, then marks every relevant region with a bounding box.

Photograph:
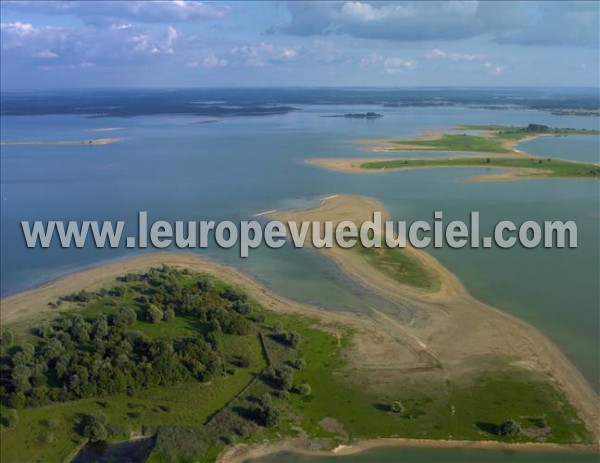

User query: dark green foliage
[252,393,281,427]
[496,419,521,436]
[78,413,109,442]
[297,383,312,396]
[1,409,18,429]
[0,329,14,347]
[389,400,404,413]
[290,358,306,370]
[0,266,259,409]
[271,330,302,348]
[263,366,294,391]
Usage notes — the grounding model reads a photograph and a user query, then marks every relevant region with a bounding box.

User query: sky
[0,1,598,89]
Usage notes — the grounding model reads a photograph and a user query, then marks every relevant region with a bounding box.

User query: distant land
[323,112,383,119]
[1,88,598,118]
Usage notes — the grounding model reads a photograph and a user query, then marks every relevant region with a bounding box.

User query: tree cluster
[0,266,262,411]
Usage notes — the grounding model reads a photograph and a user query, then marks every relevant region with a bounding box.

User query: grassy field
[0,331,266,463]
[353,245,439,290]
[458,125,600,137]
[383,125,600,154]
[1,270,594,463]
[390,134,510,153]
[360,157,600,179]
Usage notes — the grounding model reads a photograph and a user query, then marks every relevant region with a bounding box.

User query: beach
[2,196,598,461]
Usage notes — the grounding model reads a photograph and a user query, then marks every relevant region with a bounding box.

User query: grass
[1,271,595,463]
[1,306,266,463]
[352,245,439,290]
[383,126,599,154]
[390,134,511,153]
[458,124,600,137]
[360,157,600,179]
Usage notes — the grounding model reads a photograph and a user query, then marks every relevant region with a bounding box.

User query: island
[323,112,383,119]
[1,196,598,463]
[311,124,600,181]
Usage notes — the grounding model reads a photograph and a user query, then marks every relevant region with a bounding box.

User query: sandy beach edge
[217,436,599,463]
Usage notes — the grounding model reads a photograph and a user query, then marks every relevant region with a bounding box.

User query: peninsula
[1,196,598,463]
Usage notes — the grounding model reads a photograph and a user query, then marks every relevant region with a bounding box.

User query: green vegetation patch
[0,266,594,463]
[353,245,439,290]
[360,157,600,179]
[390,134,509,153]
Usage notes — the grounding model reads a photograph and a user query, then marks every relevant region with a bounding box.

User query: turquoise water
[1,105,599,463]
[252,447,599,463]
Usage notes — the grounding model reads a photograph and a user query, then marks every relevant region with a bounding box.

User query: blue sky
[1,1,598,88]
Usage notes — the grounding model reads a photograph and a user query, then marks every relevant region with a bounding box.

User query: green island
[360,157,600,179]
[378,124,600,154]
[0,265,594,463]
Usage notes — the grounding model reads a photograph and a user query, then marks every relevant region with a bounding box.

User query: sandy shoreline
[354,128,552,155]
[310,126,599,181]
[1,197,599,460]
[217,436,598,463]
[305,158,560,182]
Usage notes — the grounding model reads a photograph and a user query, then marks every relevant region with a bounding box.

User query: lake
[1,90,598,463]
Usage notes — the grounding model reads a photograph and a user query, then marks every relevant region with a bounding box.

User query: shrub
[2,409,18,429]
[496,419,521,436]
[389,401,404,414]
[297,383,312,396]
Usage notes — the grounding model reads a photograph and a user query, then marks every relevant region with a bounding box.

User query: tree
[389,400,404,414]
[290,358,306,370]
[297,383,312,396]
[93,314,109,339]
[163,308,175,322]
[2,409,18,429]
[496,419,521,436]
[145,305,163,323]
[112,307,137,327]
[81,413,109,442]
[1,329,14,347]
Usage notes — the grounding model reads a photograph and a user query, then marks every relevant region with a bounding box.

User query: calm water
[1,100,599,463]
[251,447,600,463]
[72,438,154,463]
[519,135,600,163]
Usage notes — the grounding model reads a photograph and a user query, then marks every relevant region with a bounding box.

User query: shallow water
[519,135,600,163]
[251,447,599,463]
[1,103,598,393]
[71,438,154,463]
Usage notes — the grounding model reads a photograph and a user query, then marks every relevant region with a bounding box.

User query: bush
[297,383,312,396]
[2,409,18,429]
[290,358,306,370]
[145,305,163,323]
[496,419,521,436]
[80,413,109,442]
[389,401,404,414]
[163,308,175,322]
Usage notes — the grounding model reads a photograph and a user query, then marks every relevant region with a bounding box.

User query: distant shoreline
[0,137,123,146]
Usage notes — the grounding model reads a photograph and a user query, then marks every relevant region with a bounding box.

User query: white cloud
[35,50,58,59]
[383,57,416,74]
[484,61,506,76]
[360,52,383,68]
[426,48,485,62]
[1,21,35,37]
[230,42,299,67]
[188,53,228,68]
